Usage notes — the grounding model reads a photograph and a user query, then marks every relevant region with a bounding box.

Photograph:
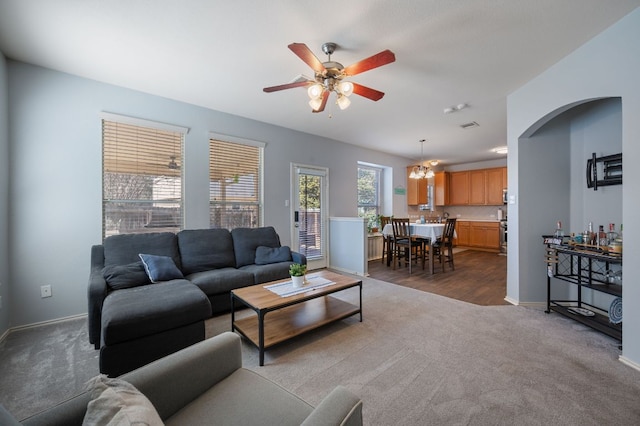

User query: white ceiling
[1,0,638,165]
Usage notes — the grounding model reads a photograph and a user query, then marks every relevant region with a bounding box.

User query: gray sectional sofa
[88,226,305,377]
[2,332,362,426]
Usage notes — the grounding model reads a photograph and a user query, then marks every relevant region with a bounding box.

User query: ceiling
[0,1,638,165]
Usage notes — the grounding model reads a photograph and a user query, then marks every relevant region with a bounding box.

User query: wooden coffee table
[231,270,362,366]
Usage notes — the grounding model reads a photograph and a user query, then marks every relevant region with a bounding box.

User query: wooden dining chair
[433,218,457,272]
[380,216,392,265]
[391,218,425,273]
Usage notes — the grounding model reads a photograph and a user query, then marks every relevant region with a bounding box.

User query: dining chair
[380,216,392,265]
[391,218,425,273]
[433,218,457,272]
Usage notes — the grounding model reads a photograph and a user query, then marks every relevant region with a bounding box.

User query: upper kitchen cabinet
[406,166,428,205]
[449,171,470,205]
[434,171,450,206]
[486,167,506,205]
[469,170,486,204]
[448,167,506,206]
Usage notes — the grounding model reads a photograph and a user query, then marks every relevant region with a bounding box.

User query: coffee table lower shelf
[233,296,360,364]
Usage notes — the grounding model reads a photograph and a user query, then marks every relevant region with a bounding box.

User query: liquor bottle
[588,222,594,245]
[555,221,563,238]
[607,223,618,242]
[598,225,607,247]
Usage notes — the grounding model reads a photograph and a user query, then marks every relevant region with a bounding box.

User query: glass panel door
[292,165,328,270]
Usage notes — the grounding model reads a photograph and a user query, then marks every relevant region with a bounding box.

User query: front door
[291,164,328,270]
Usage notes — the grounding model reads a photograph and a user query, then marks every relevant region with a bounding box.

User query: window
[209,136,264,229]
[102,115,186,238]
[357,165,382,230]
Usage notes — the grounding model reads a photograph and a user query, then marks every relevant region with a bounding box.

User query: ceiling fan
[263,42,396,113]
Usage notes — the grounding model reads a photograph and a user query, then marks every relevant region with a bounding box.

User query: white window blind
[209,138,263,229]
[103,119,184,238]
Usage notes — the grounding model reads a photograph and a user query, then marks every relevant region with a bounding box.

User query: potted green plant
[289,263,307,288]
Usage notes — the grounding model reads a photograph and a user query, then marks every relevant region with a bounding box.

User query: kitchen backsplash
[407,205,506,221]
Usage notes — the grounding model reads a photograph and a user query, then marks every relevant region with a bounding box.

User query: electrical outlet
[41,285,52,298]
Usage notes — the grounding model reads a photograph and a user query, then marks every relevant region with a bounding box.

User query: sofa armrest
[20,394,91,426]
[121,331,243,421]
[291,251,307,265]
[87,245,107,348]
[301,385,363,426]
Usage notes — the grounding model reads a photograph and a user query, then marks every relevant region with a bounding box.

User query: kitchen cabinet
[447,167,506,206]
[455,221,499,251]
[469,170,486,204]
[449,171,469,205]
[469,222,500,250]
[406,166,428,205]
[434,171,449,206]
[454,221,470,246]
[486,167,506,205]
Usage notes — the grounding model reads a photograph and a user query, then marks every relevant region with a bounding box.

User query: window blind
[102,119,184,238]
[209,138,263,229]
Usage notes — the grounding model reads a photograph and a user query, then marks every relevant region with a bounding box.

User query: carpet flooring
[1,275,639,424]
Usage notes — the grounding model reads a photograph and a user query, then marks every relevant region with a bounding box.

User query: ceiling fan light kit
[263,42,395,113]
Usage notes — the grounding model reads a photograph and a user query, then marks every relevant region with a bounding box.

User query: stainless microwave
[502,189,508,204]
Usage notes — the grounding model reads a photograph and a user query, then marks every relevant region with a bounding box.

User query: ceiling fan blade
[343,49,396,76]
[288,43,326,73]
[352,83,385,101]
[263,80,312,93]
[312,91,329,113]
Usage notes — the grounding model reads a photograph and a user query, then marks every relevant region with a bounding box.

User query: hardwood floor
[367,249,508,306]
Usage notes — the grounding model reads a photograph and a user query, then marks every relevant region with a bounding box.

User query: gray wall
[0,52,9,337]
[3,60,412,328]
[508,8,640,367]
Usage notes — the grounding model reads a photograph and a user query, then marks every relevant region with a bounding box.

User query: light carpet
[1,275,639,424]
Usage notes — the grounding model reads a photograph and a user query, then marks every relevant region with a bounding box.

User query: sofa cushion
[103,232,181,270]
[101,280,211,346]
[255,245,292,265]
[165,368,313,426]
[177,229,236,274]
[139,254,184,283]
[186,268,255,296]
[240,262,293,285]
[231,227,282,268]
[102,261,151,290]
[83,375,163,426]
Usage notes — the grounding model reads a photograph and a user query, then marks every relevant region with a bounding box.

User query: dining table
[382,222,450,274]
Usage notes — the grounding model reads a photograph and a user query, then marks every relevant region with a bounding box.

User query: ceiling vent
[460,121,479,129]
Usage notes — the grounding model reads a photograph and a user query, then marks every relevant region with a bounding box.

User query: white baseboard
[619,355,640,372]
[4,313,87,338]
[503,296,546,309]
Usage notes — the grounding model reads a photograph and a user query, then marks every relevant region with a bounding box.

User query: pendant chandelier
[409,139,435,179]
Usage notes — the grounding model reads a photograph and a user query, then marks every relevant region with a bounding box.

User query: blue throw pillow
[255,246,292,265]
[102,261,151,290]
[138,254,184,283]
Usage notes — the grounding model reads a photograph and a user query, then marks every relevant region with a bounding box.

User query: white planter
[291,275,305,288]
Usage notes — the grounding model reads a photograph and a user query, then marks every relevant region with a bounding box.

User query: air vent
[460,121,479,129]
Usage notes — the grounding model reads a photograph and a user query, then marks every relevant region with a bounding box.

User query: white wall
[0,51,9,337]
[5,61,411,328]
[507,8,640,367]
